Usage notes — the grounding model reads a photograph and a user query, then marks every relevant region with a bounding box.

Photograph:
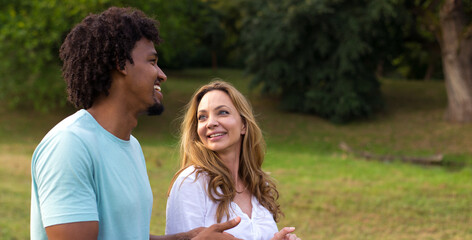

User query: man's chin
[146,103,164,116]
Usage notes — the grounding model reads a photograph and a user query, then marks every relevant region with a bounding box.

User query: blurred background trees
[0,0,110,110]
[241,0,404,122]
[0,0,471,123]
[437,0,472,122]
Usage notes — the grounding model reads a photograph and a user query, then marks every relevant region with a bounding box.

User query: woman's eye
[197,115,207,121]
[219,110,229,115]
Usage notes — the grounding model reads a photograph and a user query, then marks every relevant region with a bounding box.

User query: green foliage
[121,0,215,69]
[242,0,406,122]
[388,0,443,80]
[0,0,112,111]
[119,0,239,69]
[0,0,225,111]
[392,0,472,80]
[204,0,249,68]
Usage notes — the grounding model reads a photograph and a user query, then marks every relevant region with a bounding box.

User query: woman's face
[196,90,246,156]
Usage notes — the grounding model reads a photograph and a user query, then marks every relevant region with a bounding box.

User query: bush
[0,0,112,111]
[0,0,223,110]
[242,0,404,122]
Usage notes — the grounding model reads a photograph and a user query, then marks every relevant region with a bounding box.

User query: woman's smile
[197,90,246,155]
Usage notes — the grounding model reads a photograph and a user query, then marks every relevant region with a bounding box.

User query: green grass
[1,69,472,239]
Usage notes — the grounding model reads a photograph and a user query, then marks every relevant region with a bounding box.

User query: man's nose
[157,66,167,82]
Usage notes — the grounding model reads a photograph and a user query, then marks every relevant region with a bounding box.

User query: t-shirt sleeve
[33,131,98,227]
[165,171,207,234]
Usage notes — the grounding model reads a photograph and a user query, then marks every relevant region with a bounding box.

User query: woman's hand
[271,227,301,240]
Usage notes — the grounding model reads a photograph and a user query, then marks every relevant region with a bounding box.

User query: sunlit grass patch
[1,69,472,239]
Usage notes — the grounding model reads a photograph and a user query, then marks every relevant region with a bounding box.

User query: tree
[411,0,472,122]
[205,0,248,68]
[438,0,472,122]
[0,0,223,110]
[390,1,443,81]
[126,0,219,69]
[0,0,112,111]
[241,0,405,122]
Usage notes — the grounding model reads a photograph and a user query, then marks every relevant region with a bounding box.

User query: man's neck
[87,100,138,141]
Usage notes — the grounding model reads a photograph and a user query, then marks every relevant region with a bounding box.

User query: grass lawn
[1,68,472,239]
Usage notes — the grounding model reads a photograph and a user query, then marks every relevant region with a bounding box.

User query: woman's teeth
[210,133,225,138]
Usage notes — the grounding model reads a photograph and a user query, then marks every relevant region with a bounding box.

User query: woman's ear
[241,122,247,135]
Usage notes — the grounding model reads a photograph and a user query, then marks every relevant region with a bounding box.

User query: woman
[166,81,300,240]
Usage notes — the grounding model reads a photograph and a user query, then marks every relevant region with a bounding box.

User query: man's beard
[146,102,164,116]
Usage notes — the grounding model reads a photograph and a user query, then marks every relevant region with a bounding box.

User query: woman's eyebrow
[215,105,228,110]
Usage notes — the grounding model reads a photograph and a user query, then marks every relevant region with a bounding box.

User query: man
[30,7,240,240]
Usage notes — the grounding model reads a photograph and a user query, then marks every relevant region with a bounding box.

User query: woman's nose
[207,115,219,128]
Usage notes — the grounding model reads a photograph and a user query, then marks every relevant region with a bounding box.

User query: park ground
[1,68,472,239]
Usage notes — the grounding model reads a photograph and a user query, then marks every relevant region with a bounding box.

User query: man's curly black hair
[59,7,161,109]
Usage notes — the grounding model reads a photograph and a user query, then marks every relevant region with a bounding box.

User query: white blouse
[166,166,278,240]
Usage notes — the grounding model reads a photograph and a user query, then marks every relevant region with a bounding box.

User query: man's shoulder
[46,110,96,139]
[33,110,97,154]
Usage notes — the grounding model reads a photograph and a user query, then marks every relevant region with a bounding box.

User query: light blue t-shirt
[31,109,153,240]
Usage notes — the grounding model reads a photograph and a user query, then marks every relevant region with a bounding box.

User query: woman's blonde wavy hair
[168,80,282,223]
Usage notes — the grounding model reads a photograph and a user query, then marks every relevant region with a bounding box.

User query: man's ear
[116,61,128,75]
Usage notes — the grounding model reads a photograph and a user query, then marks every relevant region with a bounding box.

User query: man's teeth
[210,133,225,138]
[154,85,161,92]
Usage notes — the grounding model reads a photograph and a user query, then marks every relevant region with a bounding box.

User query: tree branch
[463,22,472,39]
[426,0,443,12]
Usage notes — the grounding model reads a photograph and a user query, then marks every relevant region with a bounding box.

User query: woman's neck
[218,150,241,184]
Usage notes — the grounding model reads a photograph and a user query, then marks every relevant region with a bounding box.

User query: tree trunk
[211,51,218,71]
[376,60,384,78]
[424,61,434,81]
[439,0,472,122]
